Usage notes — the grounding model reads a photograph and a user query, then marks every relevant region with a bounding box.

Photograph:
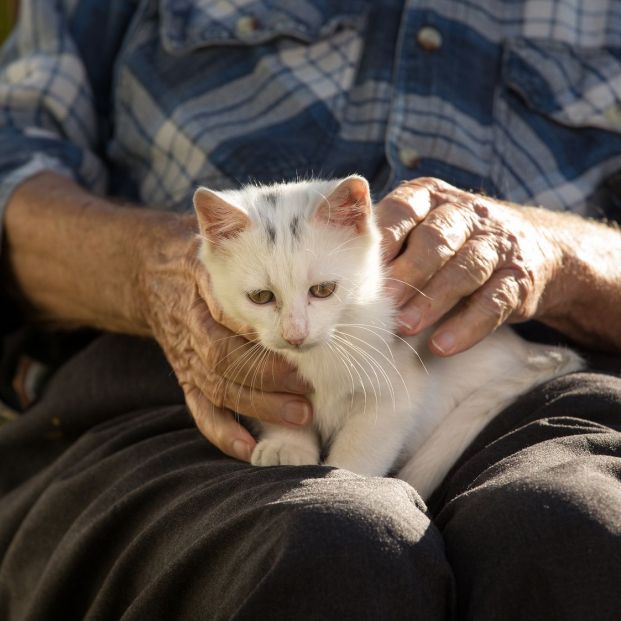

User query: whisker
[332,333,394,410]
[333,330,407,408]
[215,341,264,415]
[233,342,266,415]
[327,342,356,413]
[383,276,432,299]
[249,347,271,413]
[212,332,260,344]
[214,337,262,368]
[335,322,396,364]
[337,322,429,375]
[331,340,368,417]
[335,336,381,410]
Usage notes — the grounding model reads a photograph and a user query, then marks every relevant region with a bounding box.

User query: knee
[443,459,621,618]
[249,472,453,618]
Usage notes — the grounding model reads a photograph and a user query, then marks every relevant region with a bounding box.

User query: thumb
[375,184,433,264]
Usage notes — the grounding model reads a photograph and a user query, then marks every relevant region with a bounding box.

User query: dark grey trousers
[1,334,620,620]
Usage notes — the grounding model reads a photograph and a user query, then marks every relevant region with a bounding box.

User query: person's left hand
[375,177,563,356]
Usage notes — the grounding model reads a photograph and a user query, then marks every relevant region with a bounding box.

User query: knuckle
[405,176,447,192]
[458,260,489,287]
[476,295,506,322]
[502,264,535,300]
[476,282,517,323]
[418,219,456,258]
[451,242,494,286]
[386,185,415,205]
[210,339,231,374]
[401,177,453,205]
[503,268,537,321]
[204,373,227,410]
[514,267,535,293]
[471,198,491,219]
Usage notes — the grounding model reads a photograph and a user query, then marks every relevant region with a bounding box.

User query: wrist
[523,207,578,322]
[523,206,621,350]
[133,209,199,335]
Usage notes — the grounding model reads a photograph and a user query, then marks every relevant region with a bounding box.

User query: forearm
[2,172,194,335]
[534,207,621,352]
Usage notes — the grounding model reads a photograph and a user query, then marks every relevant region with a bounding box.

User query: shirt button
[417,26,443,51]
[398,146,421,169]
[235,15,260,37]
[604,103,621,127]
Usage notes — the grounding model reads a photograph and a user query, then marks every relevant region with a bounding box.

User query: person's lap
[0,334,620,620]
[432,370,621,620]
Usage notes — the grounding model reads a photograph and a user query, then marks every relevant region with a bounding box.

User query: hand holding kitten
[137,214,312,462]
[376,177,564,356]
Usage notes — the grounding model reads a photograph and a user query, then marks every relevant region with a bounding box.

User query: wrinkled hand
[376,177,563,355]
[137,215,311,461]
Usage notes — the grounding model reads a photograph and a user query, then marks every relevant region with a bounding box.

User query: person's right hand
[137,214,312,462]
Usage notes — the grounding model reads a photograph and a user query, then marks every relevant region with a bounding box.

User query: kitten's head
[194,175,382,353]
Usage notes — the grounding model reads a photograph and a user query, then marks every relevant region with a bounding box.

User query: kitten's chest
[288,350,358,440]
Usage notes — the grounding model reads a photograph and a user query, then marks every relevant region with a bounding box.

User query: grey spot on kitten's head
[263,191,278,208]
[265,222,276,244]
[290,215,301,240]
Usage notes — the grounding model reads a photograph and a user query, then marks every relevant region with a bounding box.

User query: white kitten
[193,176,583,500]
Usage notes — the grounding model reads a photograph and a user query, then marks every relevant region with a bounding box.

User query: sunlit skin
[4,172,621,460]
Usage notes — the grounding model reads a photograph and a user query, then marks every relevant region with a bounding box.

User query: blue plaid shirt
[1,0,621,223]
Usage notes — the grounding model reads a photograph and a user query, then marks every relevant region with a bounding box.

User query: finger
[198,281,254,336]
[215,338,309,394]
[387,201,474,310]
[399,175,459,196]
[214,374,313,427]
[428,270,522,356]
[185,385,256,461]
[376,183,435,261]
[186,298,308,395]
[398,234,500,333]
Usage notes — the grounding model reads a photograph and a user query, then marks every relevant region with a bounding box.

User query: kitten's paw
[251,439,320,467]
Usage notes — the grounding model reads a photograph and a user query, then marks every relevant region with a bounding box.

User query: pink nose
[284,335,306,346]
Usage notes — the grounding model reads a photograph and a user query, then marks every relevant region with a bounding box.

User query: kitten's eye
[248,289,274,304]
[309,281,337,298]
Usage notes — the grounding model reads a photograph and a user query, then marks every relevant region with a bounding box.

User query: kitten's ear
[193,187,250,246]
[314,175,371,233]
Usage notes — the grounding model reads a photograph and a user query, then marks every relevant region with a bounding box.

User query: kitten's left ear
[193,187,250,247]
[314,175,371,234]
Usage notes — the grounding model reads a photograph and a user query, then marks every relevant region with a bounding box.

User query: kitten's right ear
[193,187,250,246]
[314,175,371,234]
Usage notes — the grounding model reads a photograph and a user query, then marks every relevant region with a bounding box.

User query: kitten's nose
[283,313,308,346]
[284,335,306,346]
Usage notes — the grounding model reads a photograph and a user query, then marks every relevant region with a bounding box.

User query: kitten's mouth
[275,342,316,353]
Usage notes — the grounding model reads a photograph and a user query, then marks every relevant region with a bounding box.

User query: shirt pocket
[114,0,367,207]
[490,37,621,214]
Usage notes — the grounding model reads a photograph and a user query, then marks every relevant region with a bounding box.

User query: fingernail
[283,401,311,425]
[232,440,252,462]
[399,307,421,333]
[432,331,455,355]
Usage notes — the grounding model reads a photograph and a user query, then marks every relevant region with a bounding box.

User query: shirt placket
[384,0,444,191]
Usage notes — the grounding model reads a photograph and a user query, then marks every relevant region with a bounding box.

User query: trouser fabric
[0,334,620,620]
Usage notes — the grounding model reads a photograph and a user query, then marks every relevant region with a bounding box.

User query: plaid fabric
[0,0,620,221]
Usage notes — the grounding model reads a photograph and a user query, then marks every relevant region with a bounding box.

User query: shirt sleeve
[0,0,108,225]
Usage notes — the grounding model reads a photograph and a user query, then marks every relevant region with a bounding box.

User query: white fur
[195,177,584,500]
